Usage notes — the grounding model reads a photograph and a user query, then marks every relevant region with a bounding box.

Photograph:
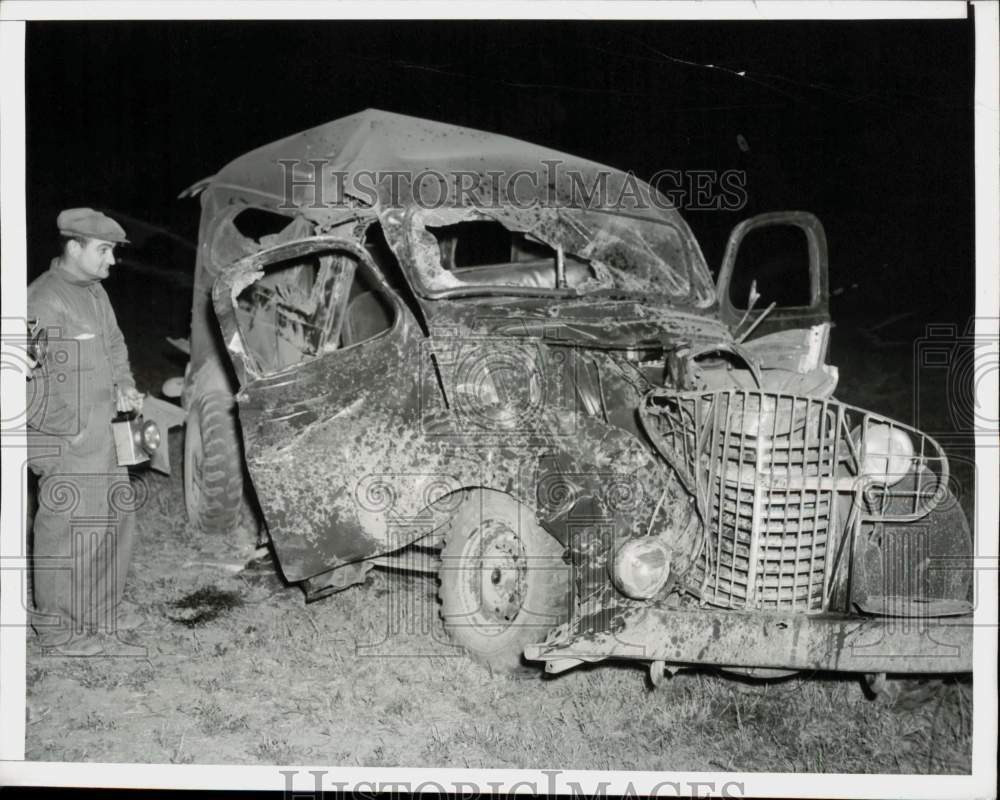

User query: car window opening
[234,249,394,375]
[729,225,813,309]
[427,219,596,290]
[232,207,297,244]
[210,208,310,275]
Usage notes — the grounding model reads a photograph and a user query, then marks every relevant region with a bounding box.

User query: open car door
[715,211,833,376]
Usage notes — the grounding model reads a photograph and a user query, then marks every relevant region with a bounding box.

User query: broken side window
[233,247,395,376]
[728,224,812,309]
[232,207,296,244]
[210,207,312,272]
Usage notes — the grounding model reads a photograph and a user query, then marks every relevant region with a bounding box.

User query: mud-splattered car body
[185,109,973,677]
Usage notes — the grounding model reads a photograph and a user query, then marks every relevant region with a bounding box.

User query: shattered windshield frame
[379,204,717,307]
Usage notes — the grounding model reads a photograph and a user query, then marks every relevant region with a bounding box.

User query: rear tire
[863,674,962,710]
[438,490,569,673]
[184,391,244,534]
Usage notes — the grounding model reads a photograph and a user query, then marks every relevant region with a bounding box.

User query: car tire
[184,391,244,534]
[863,673,956,709]
[438,489,569,674]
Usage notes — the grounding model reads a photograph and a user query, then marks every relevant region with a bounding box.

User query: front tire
[184,391,244,534]
[438,489,569,673]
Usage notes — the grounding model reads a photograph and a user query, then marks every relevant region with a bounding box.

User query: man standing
[28,208,145,655]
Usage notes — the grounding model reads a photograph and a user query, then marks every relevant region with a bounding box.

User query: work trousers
[29,398,139,639]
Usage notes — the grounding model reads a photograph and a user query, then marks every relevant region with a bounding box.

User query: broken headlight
[611,537,672,600]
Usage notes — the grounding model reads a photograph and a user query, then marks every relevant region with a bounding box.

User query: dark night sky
[25,18,974,317]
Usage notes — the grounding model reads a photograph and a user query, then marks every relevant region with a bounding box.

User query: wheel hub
[474,520,526,627]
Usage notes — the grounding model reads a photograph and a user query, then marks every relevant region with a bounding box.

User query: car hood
[420,296,731,350]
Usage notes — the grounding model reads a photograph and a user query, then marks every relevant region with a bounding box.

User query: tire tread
[185,391,245,533]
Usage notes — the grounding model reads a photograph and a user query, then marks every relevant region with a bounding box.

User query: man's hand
[116,385,145,413]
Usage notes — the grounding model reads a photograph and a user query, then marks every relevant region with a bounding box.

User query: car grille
[641,389,949,613]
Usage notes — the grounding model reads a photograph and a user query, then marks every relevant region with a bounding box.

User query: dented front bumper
[524,605,974,675]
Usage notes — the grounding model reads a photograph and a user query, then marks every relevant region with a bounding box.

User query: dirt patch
[166,587,245,628]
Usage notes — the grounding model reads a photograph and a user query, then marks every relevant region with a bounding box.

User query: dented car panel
[211,237,691,583]
[201,110,716,305]
[191,109,973,677]
[527,389,974,674]
[417,297,731,350]
[524,607,974,675]
[212,238,525,579]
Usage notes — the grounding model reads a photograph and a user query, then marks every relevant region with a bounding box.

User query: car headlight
[856,422,913,486]
[611,538,671,600]
[141,419,161,453]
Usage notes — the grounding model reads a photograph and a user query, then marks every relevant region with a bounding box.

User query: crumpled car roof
[212,109,673,223]
[207,109,715,306]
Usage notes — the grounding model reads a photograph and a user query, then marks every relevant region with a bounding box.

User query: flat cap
[57,208,129,244]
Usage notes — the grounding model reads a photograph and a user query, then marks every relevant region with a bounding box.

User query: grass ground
[24,428,972,771]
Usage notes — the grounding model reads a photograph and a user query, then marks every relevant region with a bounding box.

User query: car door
[212,236,430,583]
[713,211,833,375]
[715,211,830,339]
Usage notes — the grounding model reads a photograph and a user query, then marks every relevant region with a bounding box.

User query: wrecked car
[176,109,974,682]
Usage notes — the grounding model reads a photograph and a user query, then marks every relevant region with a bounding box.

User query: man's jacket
[27,259,135,439]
